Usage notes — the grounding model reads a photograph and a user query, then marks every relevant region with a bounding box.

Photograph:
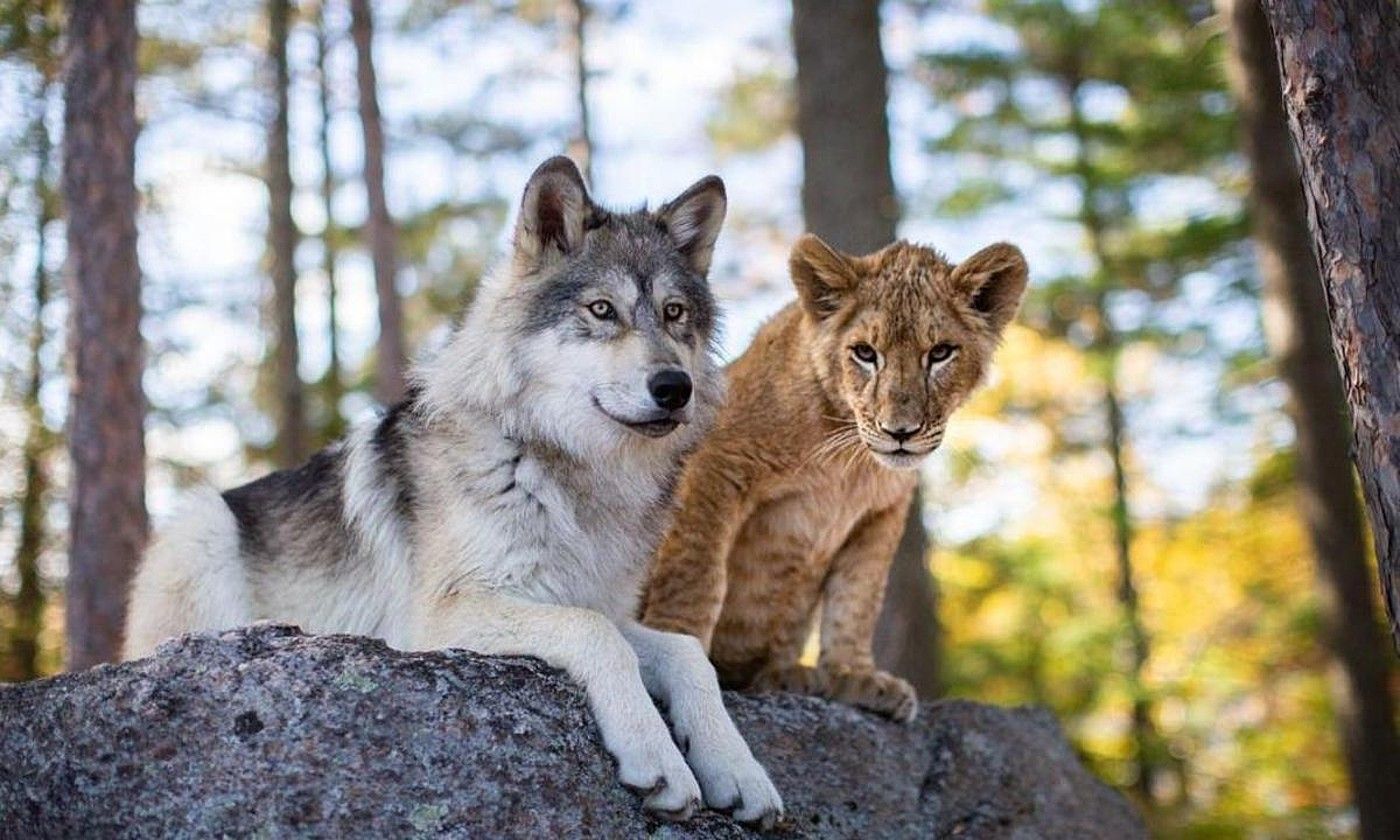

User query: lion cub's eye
[587,300,617,320]
[928,343,959,367]
[851,343,879,365]
[663,302,686,322]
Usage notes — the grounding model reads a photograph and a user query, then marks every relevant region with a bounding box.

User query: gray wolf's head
[442,157,727,460]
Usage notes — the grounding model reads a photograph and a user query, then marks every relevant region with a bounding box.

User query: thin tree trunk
[1104,360,1161,802]
[873,487,941,695]
[350,0,407,405]
[567,0,594,186]
[12,95,54,682]
[1225,3,1400,835]
[792,0,939,698]
[266,0,307,467]
[62,0,147,670]
[1067,68,1166,803]
[1260,0,1400,654]
[315,1,345,442]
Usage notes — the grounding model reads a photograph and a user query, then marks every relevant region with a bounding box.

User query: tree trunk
[1066,69,1167,803]
[1105,362,1162,802]
[1224,2,1400,835]
[872,488,941,695]
[792,0,938,697]
[62,0,147,670]
[266,0,307,467]
[1259,0,1400,654]
[350,0,407,406]
[791,0,899,254]
[315,1,346,443]
[11,96,55,682]
[566,0,594,187]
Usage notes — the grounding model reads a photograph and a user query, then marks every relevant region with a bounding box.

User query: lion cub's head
[790,235,1028,471]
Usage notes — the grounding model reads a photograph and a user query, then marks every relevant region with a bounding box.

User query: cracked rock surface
[0,625,1143,838]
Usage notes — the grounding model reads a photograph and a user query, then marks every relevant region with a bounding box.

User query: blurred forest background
[2,0,1397,836]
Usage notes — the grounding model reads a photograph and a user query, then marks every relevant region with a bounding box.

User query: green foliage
[926,0,1242,304]
[935,178,1014,217]
[398,196,509,326]
[939,327,1360,833]
[918,1,1389,834]
[0,0,61,80]
[707,68,793,156]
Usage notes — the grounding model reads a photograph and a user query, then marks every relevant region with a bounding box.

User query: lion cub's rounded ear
[950,242,1028,333]
[790,234,860,319]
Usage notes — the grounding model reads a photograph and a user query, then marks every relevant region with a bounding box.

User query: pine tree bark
[792,0,939,697]
[1225,3,1400,835]
[350,0,407,405]
[315,1,345,443]
[266,0,307,467]
[62,0,147,670]
[11,96,55,682]
[1259,0,1400,654]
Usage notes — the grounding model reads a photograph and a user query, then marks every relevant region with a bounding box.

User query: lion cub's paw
[825,668,918,723]
[749,662,829,697]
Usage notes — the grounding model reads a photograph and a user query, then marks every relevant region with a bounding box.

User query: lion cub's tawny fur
[642,235,1028,721]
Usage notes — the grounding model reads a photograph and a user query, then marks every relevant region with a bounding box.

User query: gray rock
[0,625,1144,839]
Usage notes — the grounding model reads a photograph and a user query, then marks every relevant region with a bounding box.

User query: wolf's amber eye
[663,302,686,322]
[587,300,616,320]
[851,343,878,365]
[928,343,958,366]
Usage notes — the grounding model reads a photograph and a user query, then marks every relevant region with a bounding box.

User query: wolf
[124,157,783,825]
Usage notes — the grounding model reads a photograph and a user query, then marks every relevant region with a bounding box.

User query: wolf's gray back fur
[124,157,781,826]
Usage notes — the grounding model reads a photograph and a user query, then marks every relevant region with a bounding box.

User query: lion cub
[642,234,1027,721]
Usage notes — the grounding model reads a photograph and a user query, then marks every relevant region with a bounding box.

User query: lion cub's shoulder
[714,303,826,453]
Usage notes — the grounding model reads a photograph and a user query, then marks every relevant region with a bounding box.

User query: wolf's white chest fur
[403,409,674,627]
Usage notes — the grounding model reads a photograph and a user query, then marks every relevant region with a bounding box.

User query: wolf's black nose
[648,370,692,411]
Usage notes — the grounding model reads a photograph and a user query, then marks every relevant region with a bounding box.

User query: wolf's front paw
[824,667,918,722]
[678,726,784,829]
[614,734,702,821]
[749,662,828,697]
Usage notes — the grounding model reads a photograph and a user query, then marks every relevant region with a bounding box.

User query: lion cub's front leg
[815,498,918,723]
[750,661,829,696]
[821,666,917,723]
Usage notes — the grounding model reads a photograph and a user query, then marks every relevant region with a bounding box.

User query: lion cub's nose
[648,369,692,411]
[880,423,921,443]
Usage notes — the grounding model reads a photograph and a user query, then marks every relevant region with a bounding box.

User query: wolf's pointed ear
[515,156,591,266]
[950,242,1028,333]
[790,234,859,319]
[659,175,727,276]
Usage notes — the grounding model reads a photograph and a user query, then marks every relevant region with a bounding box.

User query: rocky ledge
[0,624,1142,838]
